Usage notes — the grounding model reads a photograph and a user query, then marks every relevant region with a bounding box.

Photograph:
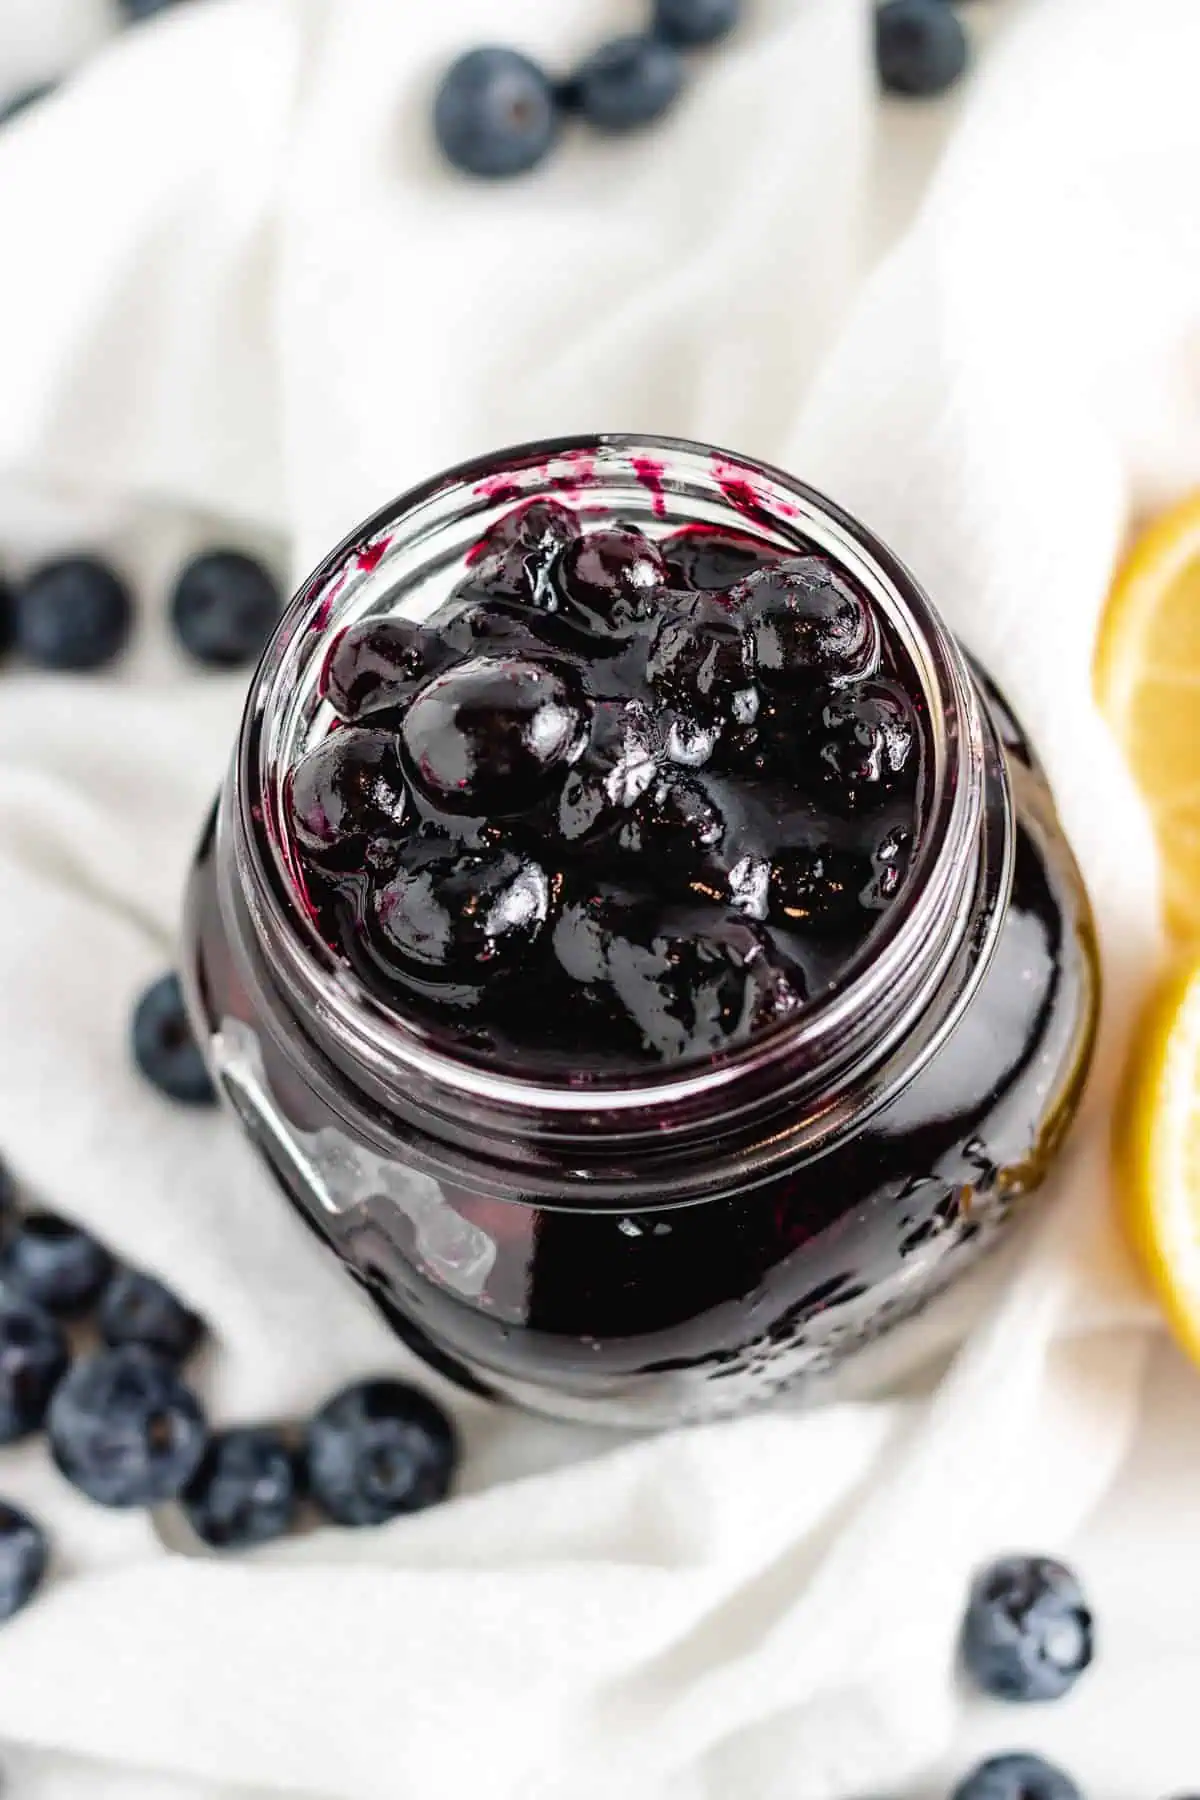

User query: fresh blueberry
[962,1555,1094,1703]
[950,1753,1083,1800]
[132,972,216,1106]
[807,680,919,813]
[171,549,282,668]
[434,47,560,180]
[400,655,587,815]
[322,618,456,722]
[14,556,133,671]
[182,1426,300,1549]
[0,1500,48,1623]
[652,0,742,47]
[306,1379,458,1527]
[0,1214,113,1317]
[372,846,551,980]
[48,1346,208,1508]
[876,0,969,98]
[732,555,879,691]
[119,0,186,20]
[0,83,55,127]
[99,1268,204,1365]
[569,35,685,133]
[287,729,410,867]
[0,1294,69,1444]
[0,573,13,656]
[556,527,668,633]
[662,526,781,592]
[556,699,662,845]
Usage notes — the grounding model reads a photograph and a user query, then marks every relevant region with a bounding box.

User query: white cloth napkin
[0,1,1195,1796]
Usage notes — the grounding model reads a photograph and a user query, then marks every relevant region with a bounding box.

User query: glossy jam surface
[284,507,926,1072]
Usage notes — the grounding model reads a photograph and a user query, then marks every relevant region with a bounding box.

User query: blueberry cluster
[0,1151,458,1620]
[876,0,977,98]
[287,502,923,1071]
[433,0,741,179]
[0,548,281,674]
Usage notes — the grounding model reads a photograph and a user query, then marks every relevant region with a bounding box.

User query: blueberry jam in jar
[183,437,1099,1427]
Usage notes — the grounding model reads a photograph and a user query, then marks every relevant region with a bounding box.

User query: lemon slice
[1095,492,1200,942]
[1118,958,1200,1361]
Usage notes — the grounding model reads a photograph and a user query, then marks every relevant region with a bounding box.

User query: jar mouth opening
[238,433,982,1116]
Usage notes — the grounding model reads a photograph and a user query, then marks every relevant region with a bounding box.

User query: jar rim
[235,432,988,1132]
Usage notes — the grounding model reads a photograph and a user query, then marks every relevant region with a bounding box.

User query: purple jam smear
[287,507,926,1071]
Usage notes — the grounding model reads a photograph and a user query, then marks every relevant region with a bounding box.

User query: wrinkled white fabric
[0,0,1194,1795]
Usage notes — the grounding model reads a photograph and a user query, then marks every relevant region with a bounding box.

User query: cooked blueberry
[323,617,455,722]
[556,527,668,632]
[617,775,727,877]
[733,556,879,690]
[810,681,918,812]
[182,1426,300,1549]
[434,47,560,180]
[769,844,868,933]
[464,500,579,609]
[0,83,54,127]
[607,908,802,1062]
[569,35,685,132]
[951,1753,1083,1800]
[48,1346,208,1508]
[652,0,741,46]
[132,971,216,1106]
[557,700,662,844]
[0,1501,48,1623]
[288,729,409,865]
[662,525,781,592]
[306,1379,457,1526]
[962,1555,1094,1704]
[0,1295,69,1444]
[862,822,914,910]
[372,846,550,978]
[0,1214,112,1317]
[646,593,753,720]
[99,1268,204,1365]
[171,549,281,667]
[876,0,969,98]
[401,656,586,814]
[14,556,133,671]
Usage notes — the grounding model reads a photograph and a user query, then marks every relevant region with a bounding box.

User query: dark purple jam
[284,506,925,1071]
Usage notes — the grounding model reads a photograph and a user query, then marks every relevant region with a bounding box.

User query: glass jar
[183,435,1099,1429]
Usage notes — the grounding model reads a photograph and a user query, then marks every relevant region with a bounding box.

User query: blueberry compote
[184,437,1099,1428]
[286,503,918,1070]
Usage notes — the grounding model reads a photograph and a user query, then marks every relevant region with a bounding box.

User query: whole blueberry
[733,555,879,691]
[556,527,668,633]
[463,499,579,608]
[0,574,13,656]
[434,47,560,180]
[0,1214,113,1317]
[182,1426,300,1549]
[652,0,742,47]
[14,556,133,671]
[951,1753,1083,1800]
[0,1295,69,1444]
[0,83,54,127]
[372,847,551,979]
[809,680,919,814]
[962,1555,1094,1703]
[132,972,216,1106]
[171,549,282,668]
[306,1380,457,1527]
[876,0,969,99]
[400,655,587,815]
[322,618,455,723]
[48,1346,208,1508]
[569,35,685,133]
[99,1268,204,1365]
[557,699,661,845]
[0,1500,48,1623]
[287,729,410,866]
[663,526,781,592]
